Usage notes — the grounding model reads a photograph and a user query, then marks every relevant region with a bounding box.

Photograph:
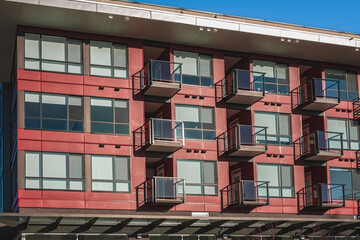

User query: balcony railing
[291,78,340,111]
[222,180,269,207]
[142,177,185,204]
[224,69,265,105]
[293,131,343,161]
[298,183,345,209]
[357,151,360,170]
[141,118,185,152]
[227,124,267,157]
[358,199,360,219]
[139,59,182,97]
[353,99,360,120]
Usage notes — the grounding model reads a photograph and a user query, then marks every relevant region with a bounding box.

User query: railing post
[152,177,156,203]
[266,182,269,205]
[240,181,244,205]
[151,119,155,144]
[183,179,186,203]
[342,185,345,207]
[144,181,148,203]
[148,60,152,85]
[229,184,232,205]
[182,121,185,146]
[318,184,321,207]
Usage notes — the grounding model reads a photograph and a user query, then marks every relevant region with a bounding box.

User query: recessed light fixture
[207,28,211,32]
[199,27,204,31]
[287,39,292,43]
[281,38,285,42]
[109,15,114,19]
[213,28,218,32]
[356,48,359,52]
[124,16,130,21]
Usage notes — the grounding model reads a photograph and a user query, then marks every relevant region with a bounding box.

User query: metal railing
[140,59,182,89]
[141,118,185,146]
[143,177,185,204]
[291,78,340,108]
[227,124,268,151]
[222,180,269,206]
[293,131,343,159]
[353,99,360,120]
[298,183,345,208]
[357,151,360,170]
[225,69,265,97]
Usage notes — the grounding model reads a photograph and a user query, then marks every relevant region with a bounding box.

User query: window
[327,118,360,150]
[25,92,83,132]
[175,105,215,140]
[177,159,217,195]
[90,41,128,78]
[252,60,289,95]
[254,112,291,145]
[325,69,358,101]
[25,152,84,191]
[24,33,82,74]
[91,155,130,192]
[90,98,129,134]
[330,168,360,200]
[173,50,213,87]
[257,164,294,198]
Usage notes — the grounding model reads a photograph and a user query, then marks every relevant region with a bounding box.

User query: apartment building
[0,0,359,239]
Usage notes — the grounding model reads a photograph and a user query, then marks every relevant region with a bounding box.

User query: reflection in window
[325,69,358,101]
[254,112,292,146]
[25,92,83,132]
[25,151,84,191]
[173,50,213,87]
[91,155,130,192]
[253,60,289,95]
[257,164,294,198]
[177,159,217,195]
[90,41,128,78]
[330,168,360,200]
[175,105,215,140]
[25,33,82,74]
[327,118,360,150]
[90,98,129,135]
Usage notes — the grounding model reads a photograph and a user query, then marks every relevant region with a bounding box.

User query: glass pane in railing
[243,181,256,201]
[156,178,176,199]
[231,183,240,203]
[174,121,183,140]
[327,133,342,150]
[239,125,253,145]
[325,80,339,99]
[236,70,251,90]
[331,185,344,201]
[153,120,174,141]
[313,79,324,98]
[317,131,327,150]
[151,61,172,82]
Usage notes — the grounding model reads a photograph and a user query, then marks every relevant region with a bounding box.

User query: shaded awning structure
[0,213,359,238]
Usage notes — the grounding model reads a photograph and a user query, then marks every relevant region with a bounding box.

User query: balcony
[141,177,185,205]
[224,69,265,105]
[291,78,340,112]
[222,180,269,207]
[227,125,267,157]
[140,59,182,98]
[294,131,343,161]
[142,118,184,152]
[298,184,345,209]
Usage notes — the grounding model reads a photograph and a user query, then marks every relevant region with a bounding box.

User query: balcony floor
[301,97,339,111]
[143,81,181,97]
[226,90,264,105]
[145,140,183,152]
[228,145,266,157]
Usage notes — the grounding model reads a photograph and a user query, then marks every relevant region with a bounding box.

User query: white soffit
[5,0,360,48]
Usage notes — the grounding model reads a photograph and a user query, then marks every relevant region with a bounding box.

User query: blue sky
[131,0,360,34]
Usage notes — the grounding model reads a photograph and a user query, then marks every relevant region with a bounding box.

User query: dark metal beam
[71,217,99,233]
[164,219,198,234]
[103,218,133,234]
[194,220,228,234]
[222,220,259,235]
[37,217,62,233]
[131,219,167,237]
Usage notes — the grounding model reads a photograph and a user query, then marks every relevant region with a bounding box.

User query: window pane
[203,161,216,184]
[257,164,279,187]
[175,105,200,123]
[116,182,130,192]
[114,68,128,78]
[42,94,67,119]
[202,107,215,130]
[199,55,212,77]
[185,185,202,194]
[69,155,83,178]
[91,98,113,122]
[276,64,289,84]
[114,45,127,67]
[174,51,198,75]
[330,168,352,190]
[43,153,67,178]
[92,156,113,180]
[25,59,40,70]
[68,40,82,63]
[42,35,66,61]
[91,66,112,77]
[68,64,82,74]
[90,41,112,66]
[347,72,357,93]
[325,69,346,91]
[92,122,114,134]
[352,170,360,190]
[281,165,293,187]
[177,160,202,184]
[25,33,40,59]
[327,118,348,140]
[42,119,67,131]
[349,120,359,140]
[43,179,67,190]
[115,157,129,181]
[26,152,40,177]
[69,97,83,120]
[279,114,291,135]
[70,180,84,190]
[204,185,217,195]
[115,100,129,123]
[255,112,277,135]
[41,61,66,72]
[253,60,275,78]
[25,93,40,117]
[26,179,41,189]
[92,181,114,191]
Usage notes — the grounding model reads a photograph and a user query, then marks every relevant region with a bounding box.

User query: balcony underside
[228,145,266,157]
[300,98,339,111]
[145,140,183,152]
[302,150,342,161]
[226,90,264,105]
[143,81,181,97]
[149,198,184,205]
[307,203,344,209]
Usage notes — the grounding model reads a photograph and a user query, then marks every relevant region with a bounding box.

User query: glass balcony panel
[152,119,183,142]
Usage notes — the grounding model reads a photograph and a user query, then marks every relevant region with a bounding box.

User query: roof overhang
[1,0,360,82]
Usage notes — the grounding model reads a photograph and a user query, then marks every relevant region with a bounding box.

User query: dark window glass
[325,69,358,101]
